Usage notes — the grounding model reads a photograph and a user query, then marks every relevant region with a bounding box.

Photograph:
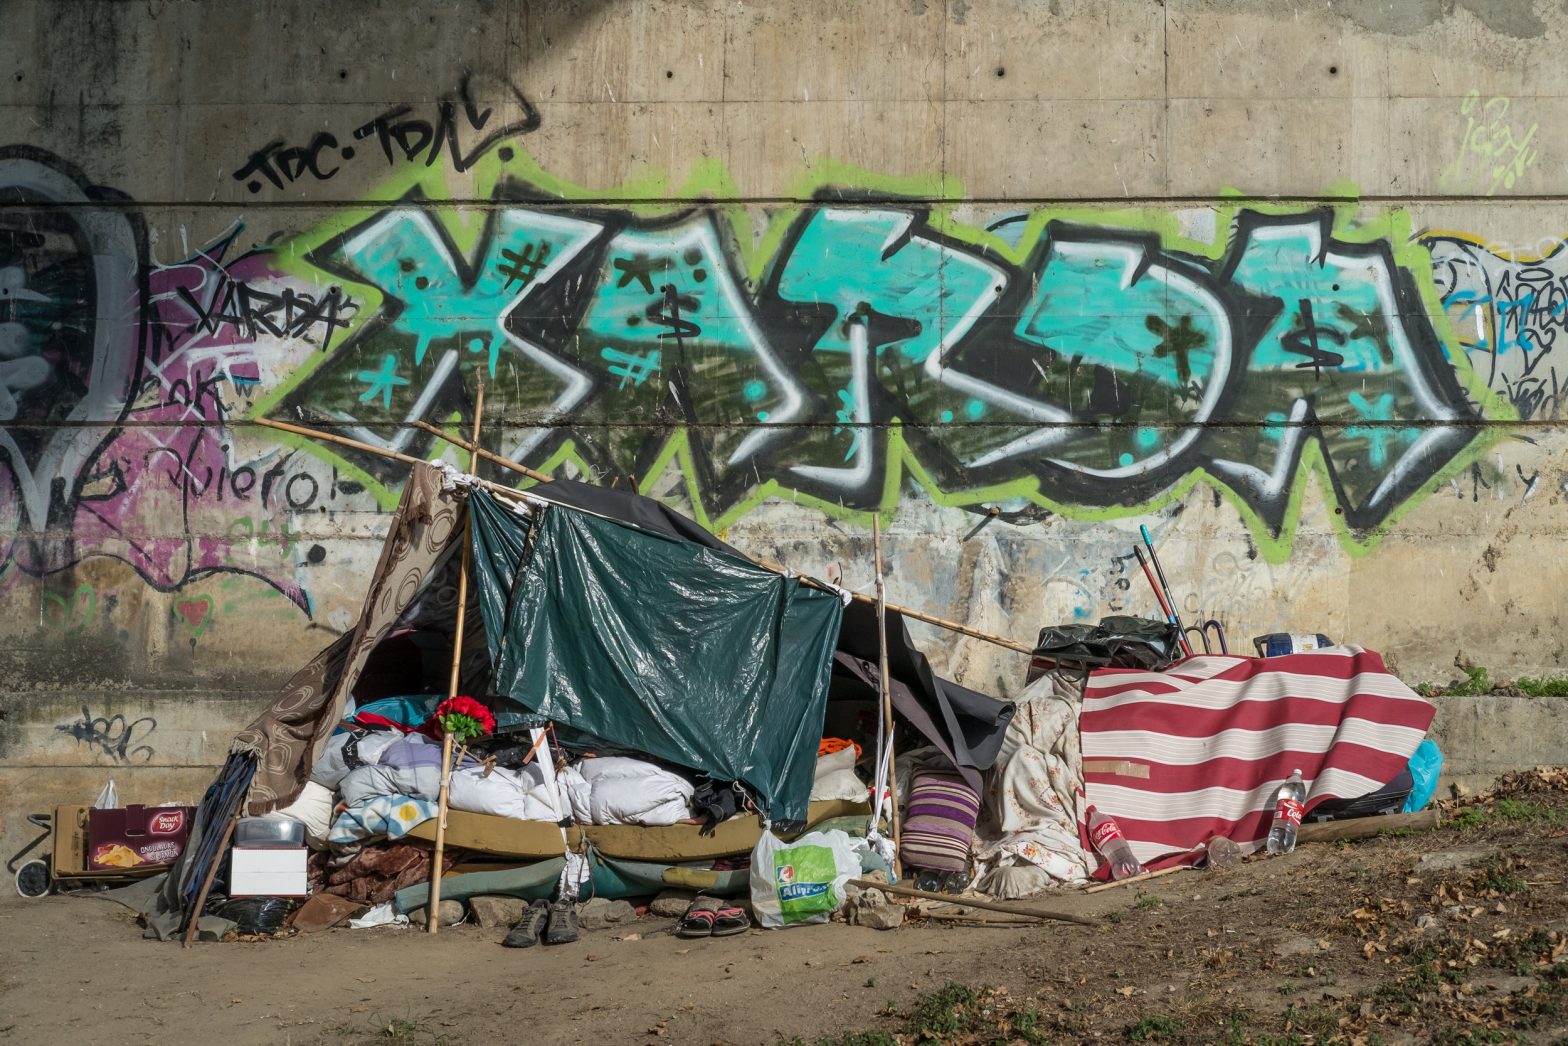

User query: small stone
[853,904,905,930]
[1415,914,1437,930]
[859,869,890,885]
[579,898,638,931]
[406,899,464,928]
[468,895,528,929]
[1417,850,1488,873]
[649,890,698,918]
[1272,937,1318,959]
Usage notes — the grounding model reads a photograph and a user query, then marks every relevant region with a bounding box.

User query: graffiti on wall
[0,129,1509,628]
[272,159,1490,550]
[1425,231,1568,421]
[1437,88,1540,198]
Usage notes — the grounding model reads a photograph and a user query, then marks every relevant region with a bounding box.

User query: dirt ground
[4,770,1568,1045]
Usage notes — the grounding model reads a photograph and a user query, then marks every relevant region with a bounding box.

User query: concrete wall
[3,0,1566,876]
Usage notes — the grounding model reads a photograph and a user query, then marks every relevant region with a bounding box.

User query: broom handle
[427,377,485,933]
[873,515,902,879]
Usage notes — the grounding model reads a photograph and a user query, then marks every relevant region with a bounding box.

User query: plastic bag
[209,896,294,935]
[749,829,860,928]
[1402,739,1444,813]
[1032,615,1183,671]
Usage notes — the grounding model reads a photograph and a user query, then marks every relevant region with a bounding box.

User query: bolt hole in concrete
[339,69,347,79]
[995,66,1006,77]
[1329,65,1339,74]
[666,70,673,78]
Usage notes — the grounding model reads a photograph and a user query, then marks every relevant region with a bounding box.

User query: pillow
[810,747,867,803]
[899,768,980,873]
[577,756,694,825]
[448,765,560,822]
[262,781,336,847]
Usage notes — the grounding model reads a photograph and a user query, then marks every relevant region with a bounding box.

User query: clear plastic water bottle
[1266,769,1307,855]
[1252,633,1334,657]
[1087,806,1144,880]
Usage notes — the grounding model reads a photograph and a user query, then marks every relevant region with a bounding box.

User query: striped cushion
[900,769,980,872]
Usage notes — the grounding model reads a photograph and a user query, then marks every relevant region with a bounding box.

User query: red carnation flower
[432,695,496,744]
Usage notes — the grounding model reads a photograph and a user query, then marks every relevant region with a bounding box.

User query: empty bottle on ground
[1086,806,1144,880]
[1266,769,1307,855]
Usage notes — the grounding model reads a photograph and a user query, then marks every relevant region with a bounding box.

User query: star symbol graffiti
[355,352,410,408]
[1345,391,1419,469]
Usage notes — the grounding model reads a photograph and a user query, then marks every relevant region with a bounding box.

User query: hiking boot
[501,899,549,948]
[544,897,580,944]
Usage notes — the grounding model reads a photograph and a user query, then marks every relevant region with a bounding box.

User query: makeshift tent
[157,462,1014,930]
[468,487,845,822]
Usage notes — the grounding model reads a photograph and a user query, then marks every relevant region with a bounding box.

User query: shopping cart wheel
[14,858,51,898]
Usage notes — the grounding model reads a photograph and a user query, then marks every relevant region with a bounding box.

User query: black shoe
[544,897,580,944]
[502,899,549,948]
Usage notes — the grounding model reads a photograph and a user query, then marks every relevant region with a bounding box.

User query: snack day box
[85,804,194,871]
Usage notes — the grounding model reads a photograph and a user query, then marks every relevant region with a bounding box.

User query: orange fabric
[818,737,862,760]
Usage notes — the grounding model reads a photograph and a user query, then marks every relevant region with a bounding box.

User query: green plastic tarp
[467,490,845,823]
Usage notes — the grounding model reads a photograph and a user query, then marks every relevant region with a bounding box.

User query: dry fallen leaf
[1116,986,1136,997]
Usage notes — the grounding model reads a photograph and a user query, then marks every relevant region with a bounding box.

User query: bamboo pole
[182,811,239,948]
[409,421,1036,655]
[1080,864,1189,894]
[872,514,902,880]
[426,377,485,934]
[847,878,1096,926]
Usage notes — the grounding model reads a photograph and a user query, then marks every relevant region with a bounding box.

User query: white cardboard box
[229,847,308,897]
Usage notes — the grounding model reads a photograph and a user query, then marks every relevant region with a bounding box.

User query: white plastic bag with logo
[749,829,861,929]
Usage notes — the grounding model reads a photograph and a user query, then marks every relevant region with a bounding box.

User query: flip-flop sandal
[676,901,716,938]
[709,905,749,937]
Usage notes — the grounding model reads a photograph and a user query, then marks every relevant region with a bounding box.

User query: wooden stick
[412,419,552,483]
[848,878,1096,926]
[182,811,239,948]
[427,378,485,934]
[412,422,1036,655]
[920,911,1043,926]
[1081,864,1189,894]
[1296,807,1441,844]
[872,514,902,880]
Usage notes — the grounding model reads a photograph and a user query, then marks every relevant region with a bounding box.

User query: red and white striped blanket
[1078,646,1435,873]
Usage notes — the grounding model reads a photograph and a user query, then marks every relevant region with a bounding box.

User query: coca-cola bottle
[1086,806,1144,880]
[1266,769,1307,854]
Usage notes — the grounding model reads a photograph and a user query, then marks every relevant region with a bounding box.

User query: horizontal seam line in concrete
[4,194,1567,209]
[5,420,1534,431]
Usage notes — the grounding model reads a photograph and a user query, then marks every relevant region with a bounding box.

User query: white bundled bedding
[307,729,698,828]
[572,756,694,826]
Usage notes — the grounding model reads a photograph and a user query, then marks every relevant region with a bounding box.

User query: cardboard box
[230,848,309,897]
[86,804,193,871]
[52,806,168,880]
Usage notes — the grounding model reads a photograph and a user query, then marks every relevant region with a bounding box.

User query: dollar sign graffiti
[1281,298,1347,378]
[646,284,702,345]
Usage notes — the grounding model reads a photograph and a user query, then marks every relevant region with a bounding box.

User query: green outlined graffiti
[256,153,1506,562]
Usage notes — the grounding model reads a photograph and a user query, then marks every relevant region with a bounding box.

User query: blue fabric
[335,694,442,734]
[1402,738,1444,812]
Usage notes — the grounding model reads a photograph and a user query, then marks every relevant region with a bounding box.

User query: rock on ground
[649,890,698,917]
[406,899,465,928]
[578,898,638,930]
[467,895,528,929]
